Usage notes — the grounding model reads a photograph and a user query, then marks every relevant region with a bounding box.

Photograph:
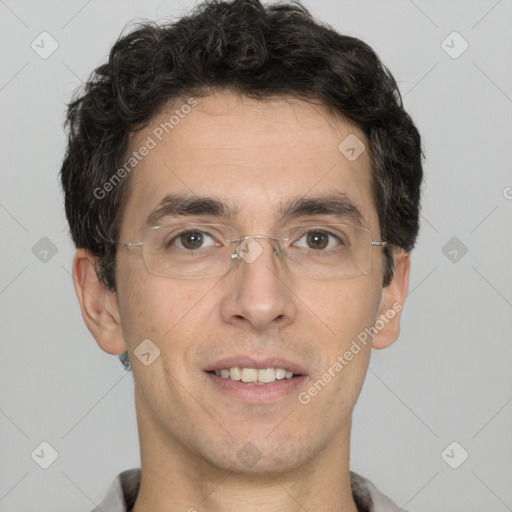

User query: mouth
[204,356,306,382]
[206,366,301,385]
[202,357,307,403]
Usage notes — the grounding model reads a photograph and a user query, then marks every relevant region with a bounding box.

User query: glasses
[117,222,387,280]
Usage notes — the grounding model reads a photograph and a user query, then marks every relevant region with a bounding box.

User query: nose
[219,236,297,332]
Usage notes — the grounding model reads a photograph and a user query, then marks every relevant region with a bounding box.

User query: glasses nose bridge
[239,233,287,243]
[229,233,288,266]
[238,233,288,253]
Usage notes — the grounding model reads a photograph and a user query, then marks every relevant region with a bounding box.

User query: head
[62,0,422,475]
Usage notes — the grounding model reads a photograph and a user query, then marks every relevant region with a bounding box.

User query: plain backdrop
[1,0,511,511]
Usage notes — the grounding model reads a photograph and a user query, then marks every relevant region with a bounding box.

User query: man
[60,0,423,510]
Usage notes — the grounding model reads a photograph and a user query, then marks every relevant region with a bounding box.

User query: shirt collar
[92,467,405,512]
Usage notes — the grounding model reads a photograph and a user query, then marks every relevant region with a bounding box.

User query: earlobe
[371,249,410,350]
[71,249,127,355]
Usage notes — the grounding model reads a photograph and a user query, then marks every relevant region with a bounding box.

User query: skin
[72,90,410,512]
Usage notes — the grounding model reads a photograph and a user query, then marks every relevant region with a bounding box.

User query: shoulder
[350,471,410,512]
[90,468,141,512]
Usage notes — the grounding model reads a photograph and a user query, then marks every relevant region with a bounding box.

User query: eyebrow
[143,192,365,229]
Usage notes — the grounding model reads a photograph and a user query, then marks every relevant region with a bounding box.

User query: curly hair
[60,0,423,294]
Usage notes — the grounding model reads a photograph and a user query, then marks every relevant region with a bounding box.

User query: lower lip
[204,372,307,404]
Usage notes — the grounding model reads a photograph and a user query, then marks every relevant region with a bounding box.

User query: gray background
[1,0,511,510]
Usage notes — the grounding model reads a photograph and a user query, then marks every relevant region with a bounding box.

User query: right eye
[166,230,219,251]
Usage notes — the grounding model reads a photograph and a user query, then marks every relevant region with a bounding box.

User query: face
[104,90,402,474]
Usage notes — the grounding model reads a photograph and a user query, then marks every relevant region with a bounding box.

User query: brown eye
[293,229,344,251]
[167,230,216,251]
[306,231,329,250]
[179,231,204,250]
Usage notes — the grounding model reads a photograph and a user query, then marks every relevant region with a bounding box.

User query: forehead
[119,90,377,237]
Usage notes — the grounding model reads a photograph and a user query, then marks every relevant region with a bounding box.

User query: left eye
[293,230,342,251]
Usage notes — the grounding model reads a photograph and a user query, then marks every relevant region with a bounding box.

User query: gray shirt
[91,468,408,512]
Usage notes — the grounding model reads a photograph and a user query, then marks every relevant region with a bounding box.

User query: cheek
[116,268,155,339]
[305,276,381,344]
[294,281,381,431]
[116,264,215,351]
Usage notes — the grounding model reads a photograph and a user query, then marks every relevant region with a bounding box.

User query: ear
[371,248,410,350]
[71,248,127,355]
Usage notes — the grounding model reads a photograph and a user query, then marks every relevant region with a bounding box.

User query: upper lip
[203,356,307,375]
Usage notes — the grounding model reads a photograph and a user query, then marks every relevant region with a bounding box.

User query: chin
[196,433,318,476]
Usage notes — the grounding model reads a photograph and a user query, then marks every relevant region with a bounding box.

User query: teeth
[213,367,295,384]
[241,368,258,383]
[258,368,275,383]
[229,367,241,380]
[275,368,286,380]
